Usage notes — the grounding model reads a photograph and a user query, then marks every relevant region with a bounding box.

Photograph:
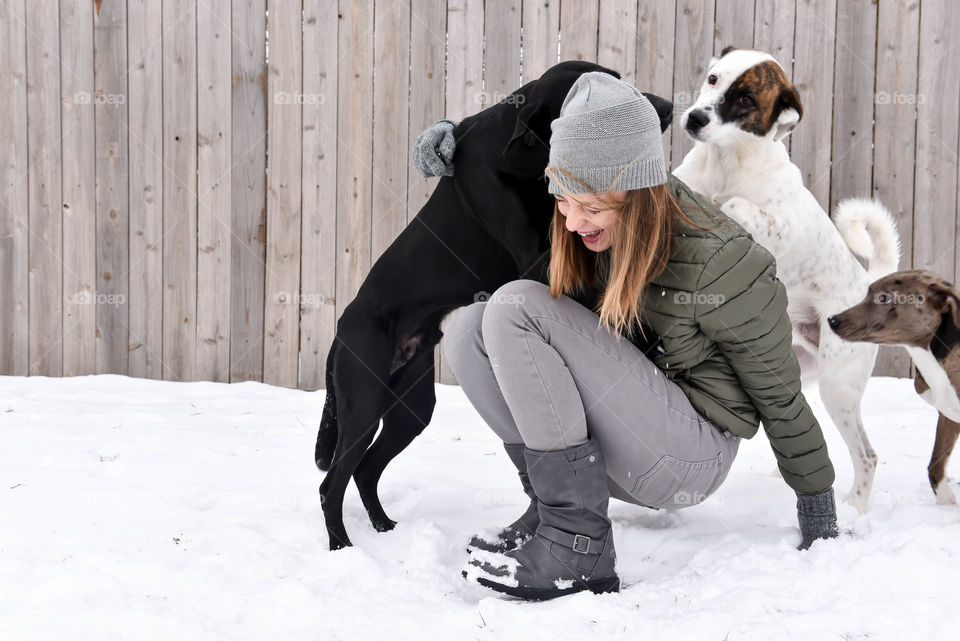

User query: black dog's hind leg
[315,345,339,471]
[319,328,393,550]
[355,345,437,532]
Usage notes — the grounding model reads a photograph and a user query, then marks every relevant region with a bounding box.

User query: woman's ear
[498,103,551,177]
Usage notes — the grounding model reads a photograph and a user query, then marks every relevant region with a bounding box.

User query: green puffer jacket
[609,174,835,494]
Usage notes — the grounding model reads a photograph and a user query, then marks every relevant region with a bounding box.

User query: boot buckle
[572,534,592,554]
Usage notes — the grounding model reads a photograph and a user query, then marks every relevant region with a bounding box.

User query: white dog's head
[680,47,803,146]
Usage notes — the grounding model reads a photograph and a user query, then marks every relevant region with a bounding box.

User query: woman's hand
[796,487,839,550]
[412,119,458,178]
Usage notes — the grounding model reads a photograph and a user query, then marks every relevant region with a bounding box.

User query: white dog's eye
[707,74,718,86]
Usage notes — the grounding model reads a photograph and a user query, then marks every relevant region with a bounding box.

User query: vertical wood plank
[229,0,266,382]
[714,0,755,54]
[445,0,484,121]
[443,0,484,385]
[127,0,164,380]
[830,0,877,210]
[300,0,338,390]
[484,0,522,101]
[792,0,838,208]
[162,0,198,381]
[372,0,411,262]
[196,0,232,382]
[598,0,638,85]
[0,0,28,376]
[914,0,960,279]
[94,0,129,375]
[25,0,63,377]
[753,0,796,78]
[520,0,560,82]
[670,0,715,170]
[263,0,302,388]
[406,0,451,384]
[872,0,920,377]
[560,0,599,63]
[635,0,677,166]
[60,0,96,376]
[335,1,374,363]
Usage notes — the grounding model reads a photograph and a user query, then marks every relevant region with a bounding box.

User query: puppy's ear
[720,46,737,57]
[931,281,960,328]
[773,84,803,141]
[498,102,550,177]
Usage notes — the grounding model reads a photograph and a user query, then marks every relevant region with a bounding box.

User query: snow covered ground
[1,373,959,640]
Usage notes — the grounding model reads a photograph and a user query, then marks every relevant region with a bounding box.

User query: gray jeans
[443,279,740,509]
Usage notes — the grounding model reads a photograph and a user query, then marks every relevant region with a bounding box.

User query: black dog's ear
[642,92,673,132]
[498,102,551,177]
[772,84,803,141]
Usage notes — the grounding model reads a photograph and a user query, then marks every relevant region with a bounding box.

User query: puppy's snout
[686,109,710,131]
[827,315,842,330]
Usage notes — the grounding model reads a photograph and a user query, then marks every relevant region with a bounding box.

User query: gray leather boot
[468,442,540,553]
[465,438,619,600]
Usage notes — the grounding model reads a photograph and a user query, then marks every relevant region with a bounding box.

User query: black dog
[316,60,673,550]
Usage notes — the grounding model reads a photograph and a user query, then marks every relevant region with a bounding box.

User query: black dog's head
[497,61,673,178]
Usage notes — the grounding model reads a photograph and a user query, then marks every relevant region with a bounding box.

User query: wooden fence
[0,0,956,388]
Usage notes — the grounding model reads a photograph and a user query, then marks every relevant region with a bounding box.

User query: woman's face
[554,190,626,252]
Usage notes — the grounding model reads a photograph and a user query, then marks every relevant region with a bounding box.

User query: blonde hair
[545,166,710,339]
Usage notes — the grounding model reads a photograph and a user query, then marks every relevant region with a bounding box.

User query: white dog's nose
[686,109,709,131]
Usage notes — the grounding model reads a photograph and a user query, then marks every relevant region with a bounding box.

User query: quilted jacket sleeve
[694,234,835,494]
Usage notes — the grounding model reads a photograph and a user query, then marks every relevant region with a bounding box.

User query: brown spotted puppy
[828,270,960,504]
[674,47,902,514]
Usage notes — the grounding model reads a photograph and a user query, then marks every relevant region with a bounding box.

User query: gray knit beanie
[547,72,667,195]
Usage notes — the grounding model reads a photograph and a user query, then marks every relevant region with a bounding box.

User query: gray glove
[412,118,458,178]
[796,487,839,550]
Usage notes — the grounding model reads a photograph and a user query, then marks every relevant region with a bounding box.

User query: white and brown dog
[828,270,960,505]
[673,47,902,513]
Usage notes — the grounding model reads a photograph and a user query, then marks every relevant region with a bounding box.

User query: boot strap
[536,525,600,555]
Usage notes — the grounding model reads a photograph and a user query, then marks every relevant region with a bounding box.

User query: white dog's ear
[773,108,800,141]
[772,85,803,141]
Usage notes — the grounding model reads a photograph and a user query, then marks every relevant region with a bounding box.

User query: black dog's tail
[315,343,339,471]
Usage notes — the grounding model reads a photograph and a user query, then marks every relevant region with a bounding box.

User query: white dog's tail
[834,198,902,280]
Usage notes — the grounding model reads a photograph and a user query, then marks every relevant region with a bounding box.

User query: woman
[439,72,839,601]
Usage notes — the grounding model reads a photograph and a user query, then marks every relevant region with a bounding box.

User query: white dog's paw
[934,480,959,505]
[844,490,870,515]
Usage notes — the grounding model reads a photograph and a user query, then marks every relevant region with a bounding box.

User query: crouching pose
[428,72,838,601]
